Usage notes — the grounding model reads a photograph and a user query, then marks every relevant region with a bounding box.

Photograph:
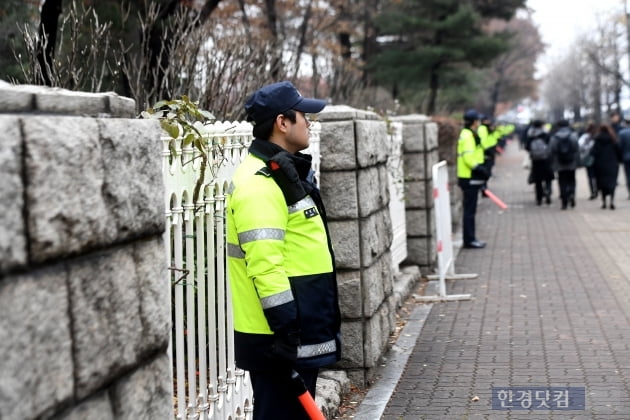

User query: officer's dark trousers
[458,178,482,245]
[250,367,318,420]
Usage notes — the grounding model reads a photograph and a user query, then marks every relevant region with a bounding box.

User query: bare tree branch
[584,48,630,89]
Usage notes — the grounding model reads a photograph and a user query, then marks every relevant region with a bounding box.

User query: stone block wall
[0,82,172,420]
[390,115,440,273]
[317,106,397,385]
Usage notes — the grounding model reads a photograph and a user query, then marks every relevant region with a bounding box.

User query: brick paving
[382,140,630,419]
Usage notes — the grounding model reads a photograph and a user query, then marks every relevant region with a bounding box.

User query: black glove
[267,151,307,205]
[267,330,299,370]
[471,164,490,181]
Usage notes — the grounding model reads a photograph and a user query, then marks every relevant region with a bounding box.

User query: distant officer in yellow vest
[478,115,515,177]
[478,115,498,175]
[458,109,489,249]
[227,81,341,419]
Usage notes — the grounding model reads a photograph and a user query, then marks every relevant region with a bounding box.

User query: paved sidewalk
[366,140,630,419]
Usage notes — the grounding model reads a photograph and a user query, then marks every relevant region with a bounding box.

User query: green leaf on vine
[160,120,180,139]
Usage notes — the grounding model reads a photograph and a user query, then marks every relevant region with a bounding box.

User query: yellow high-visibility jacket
[502,123,515,136]
[478,124,496,151]
[457,127,485,180]
[226,139,341,371]
[479,123,515,151]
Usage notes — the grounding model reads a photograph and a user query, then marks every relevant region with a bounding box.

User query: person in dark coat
[618,123,630,199]
[591,124,622,209]
[525,120,554,205]
[609,110,623,136]
[549,120,580,210]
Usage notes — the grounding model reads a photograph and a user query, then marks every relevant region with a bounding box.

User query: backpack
[556,136,574,164]
[529,137,549,160]
[578,134,594,167]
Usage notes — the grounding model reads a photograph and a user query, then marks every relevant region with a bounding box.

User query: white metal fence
[163,120,321,420]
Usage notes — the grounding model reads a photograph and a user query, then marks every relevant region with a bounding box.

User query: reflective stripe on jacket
[226,141,341,370]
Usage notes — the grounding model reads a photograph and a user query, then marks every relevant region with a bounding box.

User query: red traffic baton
[291,370,326,420]
[483,188,508,210]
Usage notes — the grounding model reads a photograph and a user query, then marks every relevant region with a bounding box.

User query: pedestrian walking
[617,123,630,199]
[518,121,531,150]
[457,109,489,249]
[609,109,623,136]
[578,122,598,199]
[525,119,554,206]
[549,120,579,210]
[226,81,341,420]
[591,124,622,209]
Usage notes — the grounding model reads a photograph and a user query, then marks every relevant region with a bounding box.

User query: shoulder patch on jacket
[255,166,272,177]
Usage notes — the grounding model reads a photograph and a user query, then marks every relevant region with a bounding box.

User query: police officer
[458,109,489,249]
[226,81,341,419]
[478,114,499,177]
[478,115,515,180]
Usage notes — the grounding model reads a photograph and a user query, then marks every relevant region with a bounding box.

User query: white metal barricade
[418,161,476,302]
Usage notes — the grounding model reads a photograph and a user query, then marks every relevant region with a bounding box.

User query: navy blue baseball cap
[244,81,326,124]
[463,109,480,121]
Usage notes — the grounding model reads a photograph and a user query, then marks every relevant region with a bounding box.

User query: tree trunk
[427,66,439,115]
[237,0,252,45]
[293,0,313,79]
[336,4,352,60]
[199,0,223,22]
[426,28,445,115]
[611,32,622,112]
[593,54,602,125]
[361,0,379,85]
[264,0,282,79]
[145,0,179,100]
[490,76,502,117]
[311,53,320,97]
[37,0,63,86]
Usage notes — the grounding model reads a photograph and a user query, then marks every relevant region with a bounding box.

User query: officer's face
[285,111,311,153]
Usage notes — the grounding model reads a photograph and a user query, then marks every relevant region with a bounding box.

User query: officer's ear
[275,114,291,134]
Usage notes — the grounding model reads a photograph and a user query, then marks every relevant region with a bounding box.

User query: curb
[352,303,433,419]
